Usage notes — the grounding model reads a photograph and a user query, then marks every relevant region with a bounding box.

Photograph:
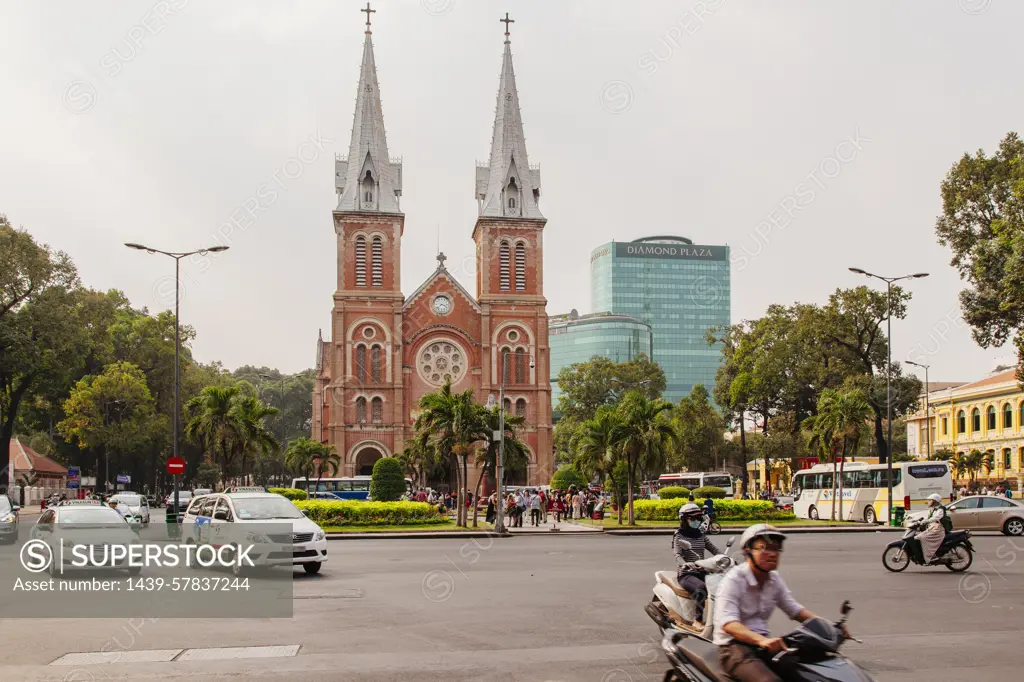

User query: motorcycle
[659,600,875,682]
[882,519,974,572]
[645,538,736,639]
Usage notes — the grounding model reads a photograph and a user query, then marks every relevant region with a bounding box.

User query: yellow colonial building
[906,369,1024,486]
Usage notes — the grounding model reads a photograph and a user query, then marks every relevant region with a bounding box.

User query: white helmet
[678,503,703,520]
[927,493,943,505]
[739,523,786,551]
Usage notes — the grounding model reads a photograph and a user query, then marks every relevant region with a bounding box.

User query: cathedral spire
[476,14,543,220]
[336,3,403,214]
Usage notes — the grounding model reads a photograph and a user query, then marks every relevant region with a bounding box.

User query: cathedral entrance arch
[354,446,384,476]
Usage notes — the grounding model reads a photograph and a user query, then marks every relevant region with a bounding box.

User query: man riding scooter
[714,524,828,682]
[672,503,722,626]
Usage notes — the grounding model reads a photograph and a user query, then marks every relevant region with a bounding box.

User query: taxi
[182,487,327,575]
[31,499,141,577]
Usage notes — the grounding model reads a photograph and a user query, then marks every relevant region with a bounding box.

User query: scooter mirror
[725,538,735,549]
[840,600,852,615]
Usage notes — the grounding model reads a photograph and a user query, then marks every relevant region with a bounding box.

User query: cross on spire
[361,2,376,33]
[436,252,447,269]
[500,12,514,42]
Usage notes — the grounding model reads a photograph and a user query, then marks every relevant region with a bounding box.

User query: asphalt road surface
[0,531,1021,681]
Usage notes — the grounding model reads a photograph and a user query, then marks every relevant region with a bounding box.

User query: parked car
[907,495,1024,536]
[0,495,21,545]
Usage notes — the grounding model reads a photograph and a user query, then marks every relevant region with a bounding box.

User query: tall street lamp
[849,267,928,525]
[488,350,534,535]
[126,243,229,511]
[906,361,931,461]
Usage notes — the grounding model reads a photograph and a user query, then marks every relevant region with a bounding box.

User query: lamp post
[492,350,535,535]
[126,243,229,514]
[906,360,932,461]
[849,267,928,525]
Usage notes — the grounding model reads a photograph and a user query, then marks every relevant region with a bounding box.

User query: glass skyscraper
[591,236,731,404]
[549,311,653,409]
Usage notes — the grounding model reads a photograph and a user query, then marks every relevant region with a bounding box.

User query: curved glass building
[549,311,654,407]
[590,236,731,403]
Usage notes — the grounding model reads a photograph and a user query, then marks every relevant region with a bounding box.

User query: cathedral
[312,9,553,487]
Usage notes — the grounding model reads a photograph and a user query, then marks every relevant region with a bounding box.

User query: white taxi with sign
[182,487,327,575]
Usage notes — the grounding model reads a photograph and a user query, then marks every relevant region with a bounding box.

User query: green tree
[807,388,871,521]
[232,395,280,485]
[610,390,677,525]
[671,384,726,473]
[573,406,623,523]
[284,437,324,487]
[471,406,528,527]
[396,438,441,489]
[551,464,589,491]
[414,380,488,527]
[935,132,1024,375]
[370,457,407,501]
[57,361,161,492]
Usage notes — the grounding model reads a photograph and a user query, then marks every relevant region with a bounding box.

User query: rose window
[417,338,467,387]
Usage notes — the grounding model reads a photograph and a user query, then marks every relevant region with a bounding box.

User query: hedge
[551,465,590,491]
[370,457,406,502]
[294,500,447,526]
[268,487,307,501]
[692,486,727,499]
[631,499,794,522]
[657,486,691,499]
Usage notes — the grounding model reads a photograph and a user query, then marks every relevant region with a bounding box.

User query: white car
[183,487,327,575]
[109,493,150,524]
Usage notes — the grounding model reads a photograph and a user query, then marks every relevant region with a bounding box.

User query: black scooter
[659,601,875,682]
[881,519,974,572]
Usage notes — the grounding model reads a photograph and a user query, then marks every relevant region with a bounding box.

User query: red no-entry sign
[166,456,186,476]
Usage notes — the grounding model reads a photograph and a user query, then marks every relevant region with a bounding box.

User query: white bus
[790,461,952,524]
[290,475,413,501]
[656,472,735,497]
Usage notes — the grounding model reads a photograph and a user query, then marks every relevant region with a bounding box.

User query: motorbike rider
[918,493,948,563]
[672,503,722,625]
[702,496,716,521]
[713,524,818,682]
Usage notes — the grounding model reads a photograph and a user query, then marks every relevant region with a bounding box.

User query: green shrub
[632,499,793,521]
[657,486,690,499]
[692,486,727,499]
[370,457,406,502]
[550,465,589,491]
[268,487,307,501]
[294,500,446,526]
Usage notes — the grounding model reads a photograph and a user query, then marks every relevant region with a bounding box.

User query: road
[0,530,1021,681]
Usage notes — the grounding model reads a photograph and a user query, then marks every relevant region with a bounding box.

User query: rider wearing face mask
[672,503,721,625]
[918,493,948,563]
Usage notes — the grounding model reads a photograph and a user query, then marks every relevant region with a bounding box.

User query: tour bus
[790,461,952,524]
[290,475,414,500]
[656,472,735,497]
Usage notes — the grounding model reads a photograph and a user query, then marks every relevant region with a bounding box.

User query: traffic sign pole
[166,457,186,535]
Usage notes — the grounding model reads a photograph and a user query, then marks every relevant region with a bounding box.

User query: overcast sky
[1,0,1020,384]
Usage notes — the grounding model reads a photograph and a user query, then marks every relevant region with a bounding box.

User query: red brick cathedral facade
[312,15,552,487]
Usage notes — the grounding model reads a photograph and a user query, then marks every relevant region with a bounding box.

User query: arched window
[499,241,511,291]
[514,347,526,384]
[515,398,526,417]
[370,345,382,383]
[354,236,367,287]
[957,410,966,435]
[514,242,526,291]
[503,397,511,412]
[355,345,367,383]
[1004,448,1012,469]
[371,397,383,423]
[1003,403,1013,429]
[971,408,981,433]
[508,197,516,209]
[371,236,383,286]
[987,405,997,430]
[501,347,512,384]
[355,397,367,423]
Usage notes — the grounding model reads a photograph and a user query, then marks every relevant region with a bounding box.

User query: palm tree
[610,390,676,526]
[803,413,838,521]
[285,437,322,490]
[948,451,969,483]
[397,438,441,489]
[16,472,38,507]
[965,449,993,485]
[414,380,488,527]
[232,395,280,486]
[813,388,871,521]
[185,385,243,484]
[573,406,622,523]
[471,406,528,527]
[313,445,340,497]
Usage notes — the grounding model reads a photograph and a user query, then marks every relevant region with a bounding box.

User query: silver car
[945,495,1024,536]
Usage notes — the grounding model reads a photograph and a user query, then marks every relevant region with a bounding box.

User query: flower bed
[294,500,447,527]
[631,499,794,522]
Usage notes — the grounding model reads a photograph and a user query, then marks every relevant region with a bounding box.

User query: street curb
[327,531,511,540]
[604,525,905,536]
